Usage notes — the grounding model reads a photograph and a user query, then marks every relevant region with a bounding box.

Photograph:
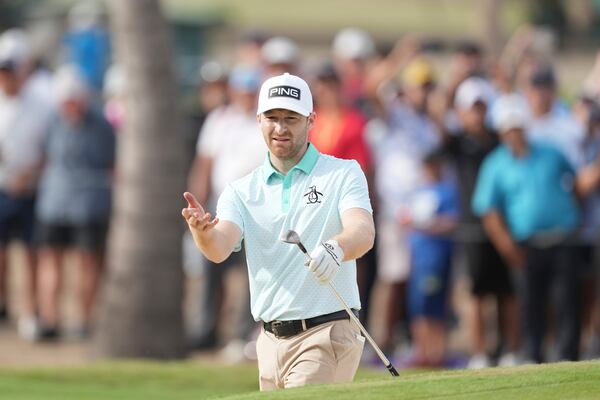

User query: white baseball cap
[455,77,495,111]
[491,94,530,133]
[0,29,30,70]
[54,64,90,104]
[257,72,313,116]
[332,28,375,61]
[261,37,299,66]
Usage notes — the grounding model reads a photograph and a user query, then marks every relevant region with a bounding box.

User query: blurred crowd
[2,1,600,372]
[0,2,114,342]
[182,26,600,370]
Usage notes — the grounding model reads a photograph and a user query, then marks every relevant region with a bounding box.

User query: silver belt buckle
[271,321,284,337]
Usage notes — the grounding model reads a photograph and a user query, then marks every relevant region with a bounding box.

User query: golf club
[280,229,399,377]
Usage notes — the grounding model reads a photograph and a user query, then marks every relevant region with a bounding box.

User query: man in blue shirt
[472,96,582,363]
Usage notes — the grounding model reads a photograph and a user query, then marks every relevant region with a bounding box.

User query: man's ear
[307,112,316,131]
[256,114,262,123]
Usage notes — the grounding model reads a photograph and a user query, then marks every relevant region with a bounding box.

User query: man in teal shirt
[182,73,374,389]
[472,96,582,363]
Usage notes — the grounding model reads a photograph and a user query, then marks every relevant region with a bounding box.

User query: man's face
[60,98,87,124]
[500,127,527,153]
[458,101,487,133]
[526,84,555,115]
[258,108,314,161]
[404,82,434,113]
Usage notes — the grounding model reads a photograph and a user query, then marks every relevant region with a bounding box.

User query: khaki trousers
[256,319,365,390]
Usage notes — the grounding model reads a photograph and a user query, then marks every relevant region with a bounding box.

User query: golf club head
[280,229,309,256]
[280,229,301,245]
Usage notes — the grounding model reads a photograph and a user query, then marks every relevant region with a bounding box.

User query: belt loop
[301,319,307,331]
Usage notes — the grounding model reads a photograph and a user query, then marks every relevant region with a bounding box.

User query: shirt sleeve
[216,183,244,252]
[338,160,373,214]
[472,155,503,216]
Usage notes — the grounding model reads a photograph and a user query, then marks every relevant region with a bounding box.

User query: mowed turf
[0,360,599,400]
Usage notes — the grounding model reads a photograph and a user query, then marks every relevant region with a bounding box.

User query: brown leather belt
[263,309,359,338]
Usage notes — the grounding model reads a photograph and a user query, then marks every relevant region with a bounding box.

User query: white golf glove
[307,240,344,284]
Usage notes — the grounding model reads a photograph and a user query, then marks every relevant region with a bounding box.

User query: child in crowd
[399,151,458,367]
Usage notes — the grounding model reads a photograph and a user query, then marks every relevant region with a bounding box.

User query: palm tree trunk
[93,0,186,359]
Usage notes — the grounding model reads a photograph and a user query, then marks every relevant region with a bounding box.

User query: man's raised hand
[182,192,219,232]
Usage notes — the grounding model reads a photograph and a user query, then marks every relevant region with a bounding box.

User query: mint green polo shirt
[216,143,373,322]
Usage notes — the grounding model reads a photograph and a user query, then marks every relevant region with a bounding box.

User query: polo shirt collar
[262,143,320,183]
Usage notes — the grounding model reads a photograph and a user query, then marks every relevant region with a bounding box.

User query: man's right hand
[182,192,219,234]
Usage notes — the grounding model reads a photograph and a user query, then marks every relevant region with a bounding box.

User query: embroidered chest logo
[304,186,323,204]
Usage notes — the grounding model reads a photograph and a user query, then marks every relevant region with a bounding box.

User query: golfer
[182,72,374,390]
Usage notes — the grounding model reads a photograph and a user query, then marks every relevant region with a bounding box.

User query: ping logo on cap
[268,85,301,100]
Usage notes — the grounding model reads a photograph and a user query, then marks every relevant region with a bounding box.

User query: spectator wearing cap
[0,29,53,106]
[185,65,266,358]
[444,77,519,368]
[371,56,442,355]
[399,150,459,367]
[310,63,371,174]
[524,64,584,168]
[36,65,115,340]
[0,29,54,340]
[261,37,300,78]
[331,28,377,116]
[184,61,229,167]
[472,96,583,363]
[446,41,486,101]
[237,31,269,69]
[309,62,376,329]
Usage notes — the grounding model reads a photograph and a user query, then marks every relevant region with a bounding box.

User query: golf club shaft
[297,244,399,377]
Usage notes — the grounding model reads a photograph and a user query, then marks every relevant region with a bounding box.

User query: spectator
[332,28,378,116]
[400,151,458,367]
[0,29,53,106]
[0,29,53,340]
[185,65,265,360]
[237,30,269,70]
[310,63,371,178]
[524,64,584,168]
[261,36,300,78]
[36,65,115,339]
[62,0,111,93]
[372,57,442,355]
[446,41,486,102]
[473,96,583,363]
[309,62,376,328]
[444,77,519,368]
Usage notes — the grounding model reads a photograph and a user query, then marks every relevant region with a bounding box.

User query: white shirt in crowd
[527,106,585,169]
[373,100,441,218]
[0,89,52,192]
[196,104,267,200]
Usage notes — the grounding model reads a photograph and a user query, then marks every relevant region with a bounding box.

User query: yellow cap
[402,58,435,87]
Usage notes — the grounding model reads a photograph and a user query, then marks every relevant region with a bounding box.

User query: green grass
[0,360,599,399]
